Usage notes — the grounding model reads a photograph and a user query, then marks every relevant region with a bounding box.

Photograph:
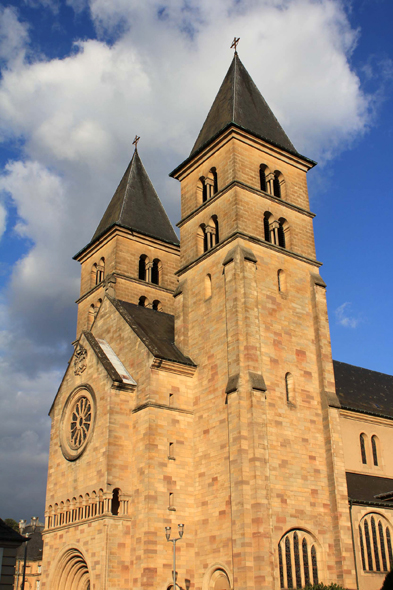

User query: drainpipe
[349,500,360,590]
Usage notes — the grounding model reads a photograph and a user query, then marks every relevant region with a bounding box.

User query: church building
[41,50,393,590]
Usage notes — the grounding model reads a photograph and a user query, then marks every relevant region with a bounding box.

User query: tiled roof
[111,299,195,367]
[16,530,43,561]
[346,472,393,507]
[333,360,393,419]
[79,150,179,254]
[190,52,298,157]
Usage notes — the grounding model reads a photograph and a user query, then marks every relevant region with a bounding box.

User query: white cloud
[335,302,362,329]
[0,6,29,66]
[0,0,384,518]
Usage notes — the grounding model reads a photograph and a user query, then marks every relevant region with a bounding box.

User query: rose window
[70,397,92,449]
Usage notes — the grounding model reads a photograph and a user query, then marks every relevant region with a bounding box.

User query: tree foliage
[4,518,19,532]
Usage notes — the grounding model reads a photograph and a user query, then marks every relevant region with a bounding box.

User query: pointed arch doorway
[54,548,91,590]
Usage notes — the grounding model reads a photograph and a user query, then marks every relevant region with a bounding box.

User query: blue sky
[0,0,392,520]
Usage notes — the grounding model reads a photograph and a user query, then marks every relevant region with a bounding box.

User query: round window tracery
[60,386,96,461]
[70,396,92,449]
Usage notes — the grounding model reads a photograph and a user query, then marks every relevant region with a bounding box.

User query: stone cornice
[176,231,322,277]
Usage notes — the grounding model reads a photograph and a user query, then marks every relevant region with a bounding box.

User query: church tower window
[212,168,218,194]
[139,255,148,281]
[205,274,212,299]
[111,489,120,516]
[151,259,161,285]
[260,165,268,192]
[152,300,161,311]
[273,171,282,198]
[278,219,286,248]
[138,296,148,307]
[278,269,286,293]
[285,372,294,404]
[96,258,105,285]
[88,304,95,329]
[264,212,272,242]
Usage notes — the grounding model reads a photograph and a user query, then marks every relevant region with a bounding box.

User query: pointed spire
[91,150,179,245]
[190,52,297,157]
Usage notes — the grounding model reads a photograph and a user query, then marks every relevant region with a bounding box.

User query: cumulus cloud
[0,0,385,518]
[0,6,29,66]
[335,302,362,329]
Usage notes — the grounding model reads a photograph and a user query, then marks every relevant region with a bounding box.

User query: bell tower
[170,50,356,590]
[74,147,180,337]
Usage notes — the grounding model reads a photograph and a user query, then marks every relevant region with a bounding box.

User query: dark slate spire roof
[91,150,179,246]
[190,52,298,157]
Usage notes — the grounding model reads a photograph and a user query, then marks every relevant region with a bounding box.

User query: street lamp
[165,524,184,590]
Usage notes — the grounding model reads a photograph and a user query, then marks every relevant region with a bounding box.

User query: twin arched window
[138,255,161,285]
[278,530,319,589]
[91,258,105,288]
[359,513,393,572]
[360,433,380,467]
[198,216,220,255]
[199,168,218,204]
[260,165,284,199]
[138,296,162,311]
[264,212,288,248]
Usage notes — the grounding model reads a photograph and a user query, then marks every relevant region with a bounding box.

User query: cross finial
[231,37,240,54]
[132,135,140,151]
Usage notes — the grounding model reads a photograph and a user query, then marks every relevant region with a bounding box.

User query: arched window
[205,274,212,299]
[212,168,218,194]
[201,177,208,203]
[278,530,319,589]
[197,224,207,255]
[212,215,219,246]
[138,296,147,307]
[91,263,97,288]
[278,269,286,293]
[152,300,162,311]
[264,212,272,242]
[371,435,379,466]
[139,255,148,281]
[88,304,95,329]
[285,373,294,404]
[273,171,282,198]
[278,219,286,248]
[151,259,160,285]
[360,433,367,465]
[260,165,268,192]
[111,489,120,516]
[359,513,393,572]
[96,258,105,284]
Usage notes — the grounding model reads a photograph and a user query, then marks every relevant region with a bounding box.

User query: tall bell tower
[170,50,356,590]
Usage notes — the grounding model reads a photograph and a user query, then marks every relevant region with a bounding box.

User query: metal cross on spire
[132,135,140,151]
[231,37,240,54]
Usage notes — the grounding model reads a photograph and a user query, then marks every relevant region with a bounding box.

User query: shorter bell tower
[73,147,180,337]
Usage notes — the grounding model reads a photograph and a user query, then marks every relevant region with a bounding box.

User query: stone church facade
[41,53,393,590]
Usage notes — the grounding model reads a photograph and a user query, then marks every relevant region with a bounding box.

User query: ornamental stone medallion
[74,343,87,375]
[60,386,96,461]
